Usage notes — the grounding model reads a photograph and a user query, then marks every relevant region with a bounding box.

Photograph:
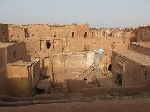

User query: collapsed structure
[0,23,149,97]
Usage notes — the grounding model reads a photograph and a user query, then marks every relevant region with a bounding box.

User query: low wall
[129,43,150,56]
[67,79,86,93]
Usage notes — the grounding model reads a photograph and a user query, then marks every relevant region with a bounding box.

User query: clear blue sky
[0,0,150,27]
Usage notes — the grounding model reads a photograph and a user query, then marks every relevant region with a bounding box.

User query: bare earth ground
[1,98,150,112]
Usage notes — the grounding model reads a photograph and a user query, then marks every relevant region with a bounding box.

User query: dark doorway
[108,64,112,71]
[46,41,51,49]
[72,32,74,37]
[84,32,88,38]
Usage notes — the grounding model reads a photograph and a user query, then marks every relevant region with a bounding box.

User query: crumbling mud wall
[0,42,40,97]
[6,42,30,63]
[6,59,40,97]
[7,24,27,40]
[0,47,8,95]
[111,50,150,86]
[5,24,135,67]
[52,52,93,83]
[26,24,89,38]
[6,64,31,97]
[1,23,150,97]
[0,24,9,42]
[129,42,150,56]
[0,23,140,96]
[136,26,150,42]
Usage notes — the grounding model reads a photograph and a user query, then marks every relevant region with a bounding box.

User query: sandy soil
[0,98,150,112]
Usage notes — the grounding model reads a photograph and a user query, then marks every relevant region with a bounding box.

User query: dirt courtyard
[1,98,150,112]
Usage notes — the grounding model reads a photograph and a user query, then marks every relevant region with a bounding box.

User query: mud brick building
[0,23,149,97]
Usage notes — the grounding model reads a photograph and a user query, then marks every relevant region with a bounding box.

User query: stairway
[74,63,96,80]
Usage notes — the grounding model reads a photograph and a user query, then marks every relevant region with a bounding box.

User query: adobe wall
[52,53,87,83]
[136,26,150,42]
[31,59,41,89]
[0,46,10,96]
[89,28,133,38]
[20,38,54,58]
[41,52,95,83]
[6,24,89,40]
[124,60,146,86]
[6,42,30,63]
[6,65,30,97]
[26,24,89,38]
[145,66,150,87]
[68,36,131,64]
[0,42,40,97]
[3,59,40,97]
[0,24,9,42]
[0,67,8,96]
[0,23,137,85]
[111,52,148,86]
[129,43,150,56]
[6,24,135,54]
[10,29,134,69]
[0,47,7,67]
[67,79,86,93]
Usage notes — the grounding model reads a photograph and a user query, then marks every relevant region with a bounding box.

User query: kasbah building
[0,23,150,107]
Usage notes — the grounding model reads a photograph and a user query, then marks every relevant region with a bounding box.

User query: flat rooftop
[114,49,150,66]
[132,42,150,49]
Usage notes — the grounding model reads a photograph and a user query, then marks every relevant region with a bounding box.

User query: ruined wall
[6,42,30,63]
[6,59,40,97]
[7,24,89,39]
[12,28,134,67]
[45,52,95,83]
[136,26,150,42]
[7,24,26,40]
[52,53,87,83]
[31,59,41,89]
[7,24,90,57]
[0,47,7,67]
[0,42,39,97]
[0,23,137,85]
[4,24,136,83]
[124,60,146,86]
[6,24,134,55]
[68,36,131,64]
[27,24,89,38]
[112,51,149,86]
[129,42,150,56]
[90,28,129,38]
[0,47,8,95]
[0,42,29,65]
[6,64,30,97]
[0,24,9,42]
[0,68,8,95]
